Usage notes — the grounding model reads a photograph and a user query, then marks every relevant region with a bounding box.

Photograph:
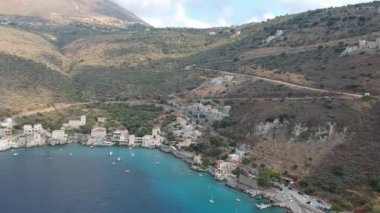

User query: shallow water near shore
[0,144,285,213]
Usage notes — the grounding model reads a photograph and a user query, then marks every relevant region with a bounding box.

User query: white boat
[69,153,73,156]
[198,174,203,177]
[131,152,135,157]
[209,192,215,203]
[256,203,271,210]
[109,151,113,156]
[90,146,94,148]
[125,170,130,173]
[117,157,121,162]
[129,147,132,150]
[10,149,14,152]
[236,198,241,202]
[12,153,19,156]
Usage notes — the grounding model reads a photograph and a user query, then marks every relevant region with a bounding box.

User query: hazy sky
[112,0,374,28]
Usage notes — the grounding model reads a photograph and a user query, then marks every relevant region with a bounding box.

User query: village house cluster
[210,75,234,86]
[341,38,380,56]
[263,30,284,44]
[88,125,164,148]
[0,114,166,151]
[169,116,202,148]
[182,103,231,124]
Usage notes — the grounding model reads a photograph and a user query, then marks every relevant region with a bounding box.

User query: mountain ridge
[0,0,148,26]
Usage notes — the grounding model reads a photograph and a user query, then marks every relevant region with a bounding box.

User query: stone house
[228,154,241,163]
[128,135,136,146]
[51,130,67,141]
[26,133,46,148]
[23,125,33,135]
[0,128,12,138]
[215,160,238,176]
[63,115,86,129]
[112,129,129,144]
[23,124,44,135]
[97,117,107,123]
[91,127,107,139]
[141,127,164,148]
[177,138,193,148]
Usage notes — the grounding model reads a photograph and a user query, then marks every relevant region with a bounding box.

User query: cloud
[248,13,275,23]
[112,0,374,28]
[279,0,374,12]
[112,0,211,28]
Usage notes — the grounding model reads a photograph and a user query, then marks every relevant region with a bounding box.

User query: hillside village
[341,38,380,56]
[0,99,334,212]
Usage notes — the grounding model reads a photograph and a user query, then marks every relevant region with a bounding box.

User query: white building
[216,160,238,176]
[193,155,202,164]
[51,130,67,141]
[63,115,86,129]
[128,135,136,146]
[183,103,230,123]
[0,128,12,138]
[264,30,284,43]
[91,127,107,139]
[112,129,129,143]
[177,138,193,148]
[228,154,241,163]
[23,125,33,135]
[23,124,44,135]
[342,39,380,56]
[141,127,164,148]
[33,124,44,133]
[97,117,107,123]
[0,118,13,128]
[26,133,46,148]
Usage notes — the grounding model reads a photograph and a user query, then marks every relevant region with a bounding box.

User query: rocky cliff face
[253,118,348,144]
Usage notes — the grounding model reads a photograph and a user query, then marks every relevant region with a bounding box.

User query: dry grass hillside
[0,26,68,72]
[63,29,230,68]
[0,0,146,26]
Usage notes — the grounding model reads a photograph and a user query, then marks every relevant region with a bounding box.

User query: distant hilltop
[0,0,148,27]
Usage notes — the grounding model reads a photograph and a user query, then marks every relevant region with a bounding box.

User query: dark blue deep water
[0,144,285,213]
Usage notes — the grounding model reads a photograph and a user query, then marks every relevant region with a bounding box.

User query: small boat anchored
[117,157,121,162]
[12,153,19,156]
[131,152,135,157]
[209,192,215,203]
[109,151,113,156]
[256,203,271,210]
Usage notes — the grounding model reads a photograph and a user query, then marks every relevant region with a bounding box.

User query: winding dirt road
[197,67,362,99]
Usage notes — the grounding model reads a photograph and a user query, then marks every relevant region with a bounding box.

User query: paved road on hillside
[197,67,363,99]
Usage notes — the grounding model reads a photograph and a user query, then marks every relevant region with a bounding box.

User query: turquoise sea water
[0,144,285,213]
